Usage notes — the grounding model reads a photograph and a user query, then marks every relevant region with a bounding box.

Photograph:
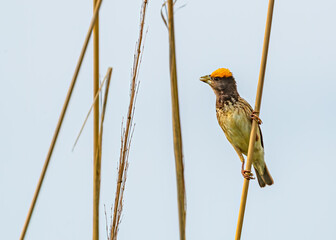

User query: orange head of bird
[200,68,238,95]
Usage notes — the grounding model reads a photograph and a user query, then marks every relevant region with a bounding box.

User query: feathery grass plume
[104,205,111,240]
[19,1,104,238]
[162,0,186,239]
[109,1,148,240]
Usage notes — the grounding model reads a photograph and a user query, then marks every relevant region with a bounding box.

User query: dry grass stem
[109,1,148,239]
[92,0,101,237]
[20,1,104,238]
[235,0,275,239]
[166,0,186,239]
[161,1,187,28]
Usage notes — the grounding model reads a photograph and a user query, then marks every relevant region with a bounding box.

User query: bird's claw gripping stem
[242,170,255,180]
[241,161,255,180]
[251,111,262,125]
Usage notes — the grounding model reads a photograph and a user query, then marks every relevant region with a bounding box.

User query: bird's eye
[214,77,219,81]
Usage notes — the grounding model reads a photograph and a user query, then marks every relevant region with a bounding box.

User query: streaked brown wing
[258,125,264,148]
[238,97,253,114]
[239,97,264,148]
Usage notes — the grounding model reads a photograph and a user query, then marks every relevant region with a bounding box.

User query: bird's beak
[200,75,212,85]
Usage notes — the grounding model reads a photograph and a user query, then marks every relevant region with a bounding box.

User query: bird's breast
[216,103,252,155]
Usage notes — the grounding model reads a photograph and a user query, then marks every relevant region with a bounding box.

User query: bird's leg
[251,111,262,125]
[233,146,245,163]
[232,146,254,180]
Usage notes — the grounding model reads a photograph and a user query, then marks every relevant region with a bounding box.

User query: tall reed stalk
[167,0,186,239]
[20,1,104,238]
[235,0,275,239]
[92,0,101,238]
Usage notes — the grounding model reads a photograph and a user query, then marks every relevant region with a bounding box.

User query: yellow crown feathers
[210,68,232,78]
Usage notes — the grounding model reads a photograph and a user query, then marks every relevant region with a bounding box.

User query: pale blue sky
[1,0,336,239]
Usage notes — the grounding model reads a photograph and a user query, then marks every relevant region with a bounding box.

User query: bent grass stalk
[72,69,112,151]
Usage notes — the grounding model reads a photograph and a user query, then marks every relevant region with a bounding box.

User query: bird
[200,68,273,187]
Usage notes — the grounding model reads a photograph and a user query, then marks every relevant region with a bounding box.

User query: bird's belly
[216,107,265,173]
[217,108,252,155]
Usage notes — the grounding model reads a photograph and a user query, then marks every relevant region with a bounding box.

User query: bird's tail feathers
[254,165,274,188]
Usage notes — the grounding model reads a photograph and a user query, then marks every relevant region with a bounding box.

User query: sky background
[1,0,336,239]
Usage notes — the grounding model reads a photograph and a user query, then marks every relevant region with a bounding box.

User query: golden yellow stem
[19,1,104,239]
[235,0,275,239]
[92,0,100,238]
[167,1,186,239]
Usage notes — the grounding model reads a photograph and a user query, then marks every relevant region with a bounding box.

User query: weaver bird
[200,68,273,187]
